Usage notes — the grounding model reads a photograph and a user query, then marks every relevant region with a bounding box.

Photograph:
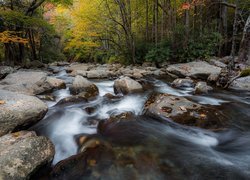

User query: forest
[0,1,250,180]
[0,0,249,66]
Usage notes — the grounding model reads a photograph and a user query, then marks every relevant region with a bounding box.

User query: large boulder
[114,76,143,95]
[0,66,14,79]
[0,131,54,179]
[229,76,250,91]
[144,93,227,130]
[166,61,221,80]
[0,90,48,136]
[0,71,50,95]
[0,70,66,95]
[69,75,99,97]
[46,77,66,89]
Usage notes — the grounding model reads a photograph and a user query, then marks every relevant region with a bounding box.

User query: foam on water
[154,79,193,96]
[94,80,114,96]
[190,96,228,105]
[47,108,96,164]
[97,94,148,119]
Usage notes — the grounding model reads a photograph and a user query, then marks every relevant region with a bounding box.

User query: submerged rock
[166,61,221,80]
[229,76,250,91]
[69,75,99,97]
[194,81,213,94]
[0,131,54,179]
[114,76,143,95]
[144,93,227,130]
[0,90,48,136]
[55,95,88,106]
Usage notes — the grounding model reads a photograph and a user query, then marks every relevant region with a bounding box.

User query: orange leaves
[0,31,28,44]
[179,0,205,13]
[181,3,191,10]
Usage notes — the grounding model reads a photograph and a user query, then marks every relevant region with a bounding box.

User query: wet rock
[0,131,54,179]
[98,112,134,135]
[171,78,194,89]
[46,77,66,89]
[194,81,213,94]
[166,61,221,80]
[0,90,48,136]
[104,93,122,100]
[144,93,227,130]
[84,107,96,115]
[37,94,56,101]
[229,76,250,91]
[0,71,52,95]
[0,66,14,79]
[114,76,143,95]
[55,95,88,106]
[70,75,99,97]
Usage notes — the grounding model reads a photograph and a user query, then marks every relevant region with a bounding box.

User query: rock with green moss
[240,68,250,77]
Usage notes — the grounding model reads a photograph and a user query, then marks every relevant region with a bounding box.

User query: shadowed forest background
[0,0,249,66]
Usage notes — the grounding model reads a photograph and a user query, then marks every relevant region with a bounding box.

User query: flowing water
[31,66,250,179]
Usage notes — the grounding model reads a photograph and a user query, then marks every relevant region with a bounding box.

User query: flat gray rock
[0,131,54,180]
[229,76,250,91]
[167,61,221,80]
[0,90,48,136]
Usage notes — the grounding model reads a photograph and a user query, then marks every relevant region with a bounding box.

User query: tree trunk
[184,5,190,47]
[229,0,239,71]
[238,15,250,65]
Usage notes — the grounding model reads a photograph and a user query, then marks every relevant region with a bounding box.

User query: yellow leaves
[88,159,97,166]
[0,31,28,44]
[0,100,5,105]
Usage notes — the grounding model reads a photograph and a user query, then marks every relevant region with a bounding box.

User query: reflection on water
[31,67,250,179]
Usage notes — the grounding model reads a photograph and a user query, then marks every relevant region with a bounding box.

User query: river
[31,66,250,179]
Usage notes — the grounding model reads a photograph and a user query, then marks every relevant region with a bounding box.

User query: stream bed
[31,67,250,180]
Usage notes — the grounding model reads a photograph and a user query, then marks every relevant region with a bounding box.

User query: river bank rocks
[229,76,250,91]
[114,76,143,95]
[0,70,66,95]
[0,90,48,136]
[66,63,167,79]
[144,93,227,130]
[70,75,99,97]
[166,61,221,80]
[0,66,14,79]
[0,131,54,180]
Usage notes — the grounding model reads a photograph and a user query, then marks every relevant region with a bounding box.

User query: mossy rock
[240,68,250,77]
